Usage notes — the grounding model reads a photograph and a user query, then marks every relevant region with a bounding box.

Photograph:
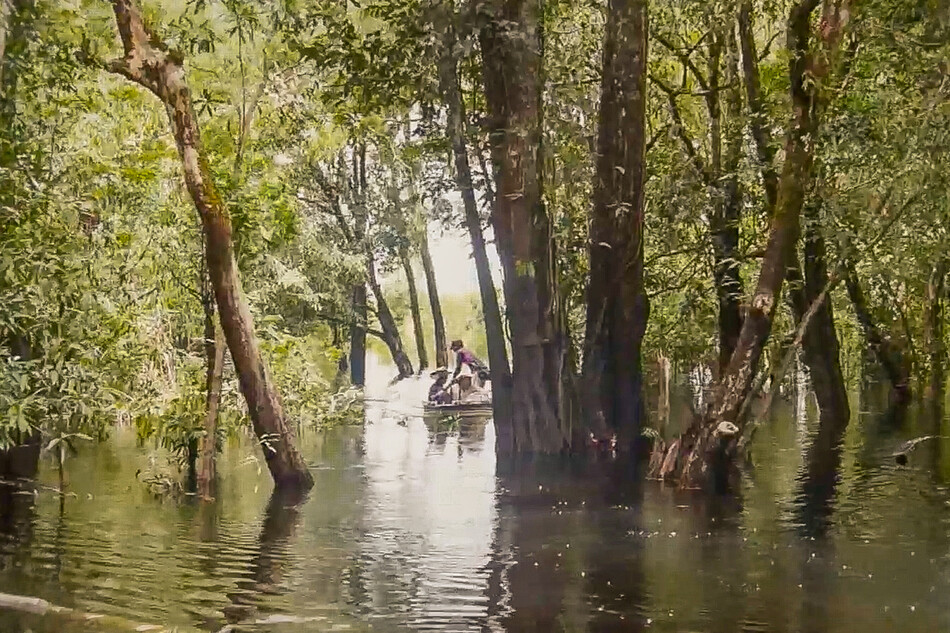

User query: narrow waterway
[1,361,949,632]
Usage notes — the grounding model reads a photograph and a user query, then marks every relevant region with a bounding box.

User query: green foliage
[4,0,950,478]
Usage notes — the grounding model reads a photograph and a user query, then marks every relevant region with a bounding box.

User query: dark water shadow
[0,482,35,573]
[798,535,835,633]
[0,481,39,632]
[794,390,910,538]
[221,486,308,625]
[486,455,648,632]
[694,494,747,633]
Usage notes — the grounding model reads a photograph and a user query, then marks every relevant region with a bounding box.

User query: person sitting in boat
[450,339,490,385]
[428,367,452,404]
[450,365,490,404]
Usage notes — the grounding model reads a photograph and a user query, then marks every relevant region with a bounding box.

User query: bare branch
[645,123,670,154]
[650,74,710,185]
[654,33,709,91]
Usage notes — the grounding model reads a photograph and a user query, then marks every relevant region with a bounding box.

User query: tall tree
[479,0,569,453]
[925,258,947,400]
[844,261,910,401]
[787,199,850,434]
[651,0,850,489]
[367,254,415,379]
[419,227,448,368]
[349,283,368,386]
[652,18,744,377]
[358,148,415,381]
[105,0,313,490]
[400,245,429,370]
[714,27,746,376]
[436,0,511,419]
[196,49,262,498]
[742,0,850,427]
[583,0,649,449]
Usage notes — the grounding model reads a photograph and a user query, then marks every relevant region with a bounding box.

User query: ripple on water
[2,378,950,633]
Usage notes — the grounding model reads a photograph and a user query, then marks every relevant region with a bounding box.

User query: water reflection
[355,397,496,630]
[0,482,34,575]
[222,487,307,625]
[487,457,648,632]
[0,370,948,632]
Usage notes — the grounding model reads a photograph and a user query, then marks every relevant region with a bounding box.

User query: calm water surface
[1,370,949,632]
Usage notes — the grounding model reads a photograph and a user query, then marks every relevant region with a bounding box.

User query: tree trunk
[437,0,512,424]
[479,0,568,453]
[844,262,910,401]
[649,0,826,489]
[331,323,349,390]
[926,259,947,400]
[198,316,225,500]
[710,26,745,374]
[106,0,312,490]
[582,0,649,449]
[745,0,851,428]
[400,247,428,371]
[657,353,671,434]
[193,48,264,496]
[195,248,221,498]
[349,283,367,386]
[739,0,778,212]
[419,228,448,368]
[789,199,850,433]
[366,255,414,379]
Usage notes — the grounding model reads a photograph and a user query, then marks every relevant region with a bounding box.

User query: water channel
[0,361,948,632]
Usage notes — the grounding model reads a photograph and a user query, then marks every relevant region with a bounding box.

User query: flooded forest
[2,0,950,631]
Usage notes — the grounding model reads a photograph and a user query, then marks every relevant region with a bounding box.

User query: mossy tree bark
[479,0,569,453]
[583,0,649,449]
[650,0,848,490]
[107,0,312,490]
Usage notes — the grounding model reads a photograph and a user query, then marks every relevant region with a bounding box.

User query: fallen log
[0,591,180,632]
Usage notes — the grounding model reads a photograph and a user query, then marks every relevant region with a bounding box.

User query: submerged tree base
[646,415,742,492]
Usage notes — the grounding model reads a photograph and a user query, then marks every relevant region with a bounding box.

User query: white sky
[425,220,504,298]
[380,191,504,298]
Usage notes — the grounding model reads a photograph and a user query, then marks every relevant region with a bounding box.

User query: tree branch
[645,123,670,154]
[654,33,709,91]
[107,0,181,96]
[650,74,710,185]
[740,186,922,427]
[739,0,778,211]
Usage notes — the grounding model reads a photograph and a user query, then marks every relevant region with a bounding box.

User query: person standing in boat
[450,339,489,386]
